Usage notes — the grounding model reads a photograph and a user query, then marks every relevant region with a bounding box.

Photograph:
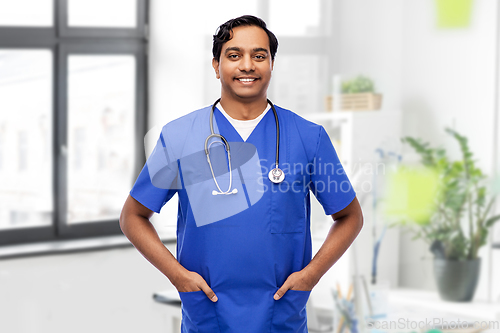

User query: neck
[218,96,269,121]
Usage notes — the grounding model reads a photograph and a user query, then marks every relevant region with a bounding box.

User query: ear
[271,59,274,71]
[212,58,220,79]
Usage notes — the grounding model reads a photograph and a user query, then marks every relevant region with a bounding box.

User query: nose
[238,54,255,72]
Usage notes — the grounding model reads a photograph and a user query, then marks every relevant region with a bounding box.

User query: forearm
[120,214,185,285]
[302,213,363,286]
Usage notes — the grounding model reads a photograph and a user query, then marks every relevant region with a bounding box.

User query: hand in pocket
[175,269,218,302]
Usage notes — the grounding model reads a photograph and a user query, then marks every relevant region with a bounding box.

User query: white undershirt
[217,103,271,141]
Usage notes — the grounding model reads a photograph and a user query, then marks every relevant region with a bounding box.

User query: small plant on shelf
[327,74,382,111]
[341,75,375,94]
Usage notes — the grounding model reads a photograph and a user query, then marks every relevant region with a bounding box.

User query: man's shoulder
[274,105,324,134]
[274,105,328,159]
[163,105,211,130]
[158,105,212,155]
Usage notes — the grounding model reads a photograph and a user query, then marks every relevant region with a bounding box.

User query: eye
[228,54,239,59]
[254,54,267,60]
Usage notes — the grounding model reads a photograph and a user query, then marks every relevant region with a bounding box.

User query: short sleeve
[309,126,356,215]
[130,131,180,213]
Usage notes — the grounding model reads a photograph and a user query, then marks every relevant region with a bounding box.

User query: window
[269,0,322,36]
[67,55,136,224]
[265,0,335,115]
[67,0,137,28]
[0,0,148,245]
[0,0,53,27]
[0,50,53,232]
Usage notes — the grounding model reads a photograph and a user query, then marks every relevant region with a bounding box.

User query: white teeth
[238,78,255,82]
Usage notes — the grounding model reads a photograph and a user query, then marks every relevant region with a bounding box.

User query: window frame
[58,0,147,38]
[0,0,148,246]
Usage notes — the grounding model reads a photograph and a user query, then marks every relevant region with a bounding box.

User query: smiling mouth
[236,78,257,82]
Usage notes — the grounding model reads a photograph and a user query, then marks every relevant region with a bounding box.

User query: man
[120,15,363,333]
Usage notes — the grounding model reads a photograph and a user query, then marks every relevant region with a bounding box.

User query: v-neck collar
[213,106,272,143]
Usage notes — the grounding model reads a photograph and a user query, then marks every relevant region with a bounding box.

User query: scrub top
[130,104,356,333]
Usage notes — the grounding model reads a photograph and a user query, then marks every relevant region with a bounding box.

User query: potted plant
[326,75,382,111]
[391,128,500,301]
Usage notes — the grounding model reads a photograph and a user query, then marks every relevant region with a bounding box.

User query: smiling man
[212,23,273,119]
[120,15,363,333]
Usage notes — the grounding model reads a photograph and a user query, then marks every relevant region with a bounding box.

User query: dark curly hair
[212,15,278,62]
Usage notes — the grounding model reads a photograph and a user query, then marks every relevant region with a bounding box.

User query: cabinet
[301,109,402,311]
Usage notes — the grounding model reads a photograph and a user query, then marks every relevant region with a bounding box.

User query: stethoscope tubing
[205,98,281,195]
[208,98,280,166]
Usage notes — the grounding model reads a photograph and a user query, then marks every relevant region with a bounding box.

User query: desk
[387,289,500,323]
[308,288,500,333]
[380,289,500,333]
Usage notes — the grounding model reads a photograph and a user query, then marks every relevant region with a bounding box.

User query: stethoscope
[204,98,285,196]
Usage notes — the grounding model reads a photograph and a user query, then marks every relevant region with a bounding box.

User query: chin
[233,90,265,99]
[235,94,265,102]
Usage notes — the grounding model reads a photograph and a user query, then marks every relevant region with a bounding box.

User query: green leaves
[485,214,500,228]
[394,128,498,260]
[341,75,375,93]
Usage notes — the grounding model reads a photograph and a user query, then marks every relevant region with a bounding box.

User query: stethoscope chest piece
[268,167,285,184]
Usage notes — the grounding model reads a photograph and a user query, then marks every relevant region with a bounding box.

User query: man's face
[212,25,274,103]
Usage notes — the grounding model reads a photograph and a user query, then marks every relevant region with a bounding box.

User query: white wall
[334,0,404,290]
[401,0,498,170]
[399,0,499,301]
[0,244,178,333]
[336,0,500,303]
[338,0,403,113]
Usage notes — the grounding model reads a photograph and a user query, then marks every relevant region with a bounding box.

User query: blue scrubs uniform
[130,105,356,333]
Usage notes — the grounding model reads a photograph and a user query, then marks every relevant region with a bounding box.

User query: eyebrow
[224,47,269,55]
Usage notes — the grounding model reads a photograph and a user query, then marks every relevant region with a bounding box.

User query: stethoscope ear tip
[231,188,238,194]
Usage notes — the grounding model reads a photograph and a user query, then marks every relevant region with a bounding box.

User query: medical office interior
[1,0,500,332]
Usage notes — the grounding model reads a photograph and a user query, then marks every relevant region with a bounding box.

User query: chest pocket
[270,168,309,234]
